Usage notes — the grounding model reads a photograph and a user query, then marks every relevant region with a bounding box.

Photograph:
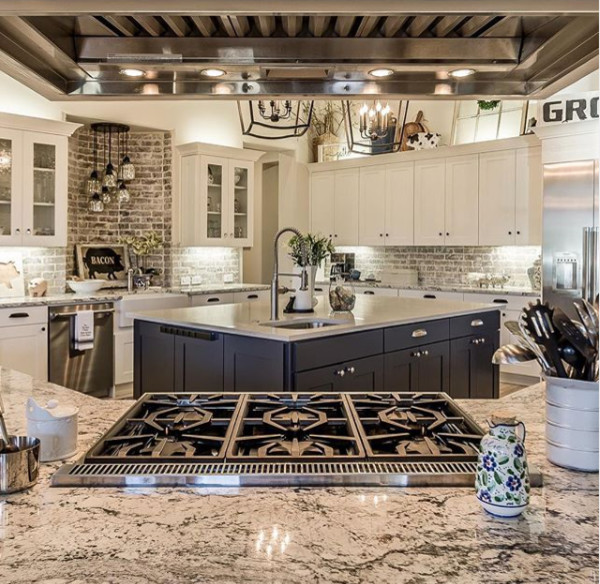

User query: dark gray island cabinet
[134,309,499,399]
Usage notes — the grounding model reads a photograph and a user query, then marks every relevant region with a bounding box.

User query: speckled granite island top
[0,369,597,584]
[132,295,500,342]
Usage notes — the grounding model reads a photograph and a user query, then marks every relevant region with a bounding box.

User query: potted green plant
[288,233,335,308]
[477,100,501,111]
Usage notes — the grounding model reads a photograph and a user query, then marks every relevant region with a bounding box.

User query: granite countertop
[317,281,540,297]
[0,369,596,583]
[132,295,500,342]
[0,284,270,308]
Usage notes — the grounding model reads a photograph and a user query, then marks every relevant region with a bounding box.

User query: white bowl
[66,280,105,294]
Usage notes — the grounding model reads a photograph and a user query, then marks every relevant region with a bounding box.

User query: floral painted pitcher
[475,412,530,518]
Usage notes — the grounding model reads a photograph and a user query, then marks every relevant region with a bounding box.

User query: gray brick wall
[327,245,541,289]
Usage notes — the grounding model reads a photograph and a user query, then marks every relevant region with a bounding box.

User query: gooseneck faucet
[271,227,309,320]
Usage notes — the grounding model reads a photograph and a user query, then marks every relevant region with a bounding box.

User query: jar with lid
[328,269,356,312]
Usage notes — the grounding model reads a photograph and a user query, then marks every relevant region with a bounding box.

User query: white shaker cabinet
[515,146,542,245]
[178,143,262,248]
[310,171,335,239]
[333,169,359,246]
[414,159,445,245]
[310,169,359,245]
[479,150,517,245]
[359,162,414,246]
[445,154,479,245]
[0,114,79,247]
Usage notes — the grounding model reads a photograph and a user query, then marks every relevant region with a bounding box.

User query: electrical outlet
[191,275,202,285]
[223,273,234,284]
[180,276,191,286]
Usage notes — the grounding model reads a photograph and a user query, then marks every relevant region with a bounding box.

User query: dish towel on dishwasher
[73,310,94,351]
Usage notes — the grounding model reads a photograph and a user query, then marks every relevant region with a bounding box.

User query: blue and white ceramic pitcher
[475,412,530,517]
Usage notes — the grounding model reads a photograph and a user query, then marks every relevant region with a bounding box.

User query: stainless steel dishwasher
[48,302,114,398]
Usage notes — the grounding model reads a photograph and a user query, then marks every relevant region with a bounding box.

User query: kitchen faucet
[271,227,309,320]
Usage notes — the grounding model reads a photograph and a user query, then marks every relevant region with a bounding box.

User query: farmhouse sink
[259,318,342,330]
[117,293,190,328]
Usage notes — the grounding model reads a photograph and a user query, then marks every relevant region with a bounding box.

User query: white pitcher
[475,412,530,517]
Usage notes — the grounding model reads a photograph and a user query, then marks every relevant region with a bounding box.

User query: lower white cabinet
[114,329,134,386]
[0,306,48,380]
[398,289,464,301]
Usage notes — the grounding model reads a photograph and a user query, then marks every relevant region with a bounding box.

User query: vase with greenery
[304,102,345,161]
[288,233,335,308]
[120,231,164,275]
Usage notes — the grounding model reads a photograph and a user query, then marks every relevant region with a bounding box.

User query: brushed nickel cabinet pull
[471,319,484,327]
[411,329,428,338]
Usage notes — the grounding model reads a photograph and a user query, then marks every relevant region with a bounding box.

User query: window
[452,101,528,145]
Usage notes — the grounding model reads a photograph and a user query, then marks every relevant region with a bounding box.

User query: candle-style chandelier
[343,100,410,155]
[87,122,135,213]
[238,100,314,139]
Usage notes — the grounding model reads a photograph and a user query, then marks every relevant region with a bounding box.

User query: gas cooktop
[52,392,542,488]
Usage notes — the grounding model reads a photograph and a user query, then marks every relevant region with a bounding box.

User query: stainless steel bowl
[0,436,41,494]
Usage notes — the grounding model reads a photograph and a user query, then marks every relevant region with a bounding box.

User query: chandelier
[87,123,134,213]
[238,100,314,139]
[343,100,410,155]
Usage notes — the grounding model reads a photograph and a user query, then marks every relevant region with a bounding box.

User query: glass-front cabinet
[180,147,255,247]
[0,115,75,247]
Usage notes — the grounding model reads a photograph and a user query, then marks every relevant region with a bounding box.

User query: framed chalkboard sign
[75,243,131,288]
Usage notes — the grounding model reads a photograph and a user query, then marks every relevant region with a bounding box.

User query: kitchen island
[133,295,501,398]
[0,369,597,583]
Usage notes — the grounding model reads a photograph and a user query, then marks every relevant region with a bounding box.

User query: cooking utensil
[0,436,41,494]
[492,344,537,365]
[523,301,567,378]
[0,392,17,453]
[557,339,588,379]
[553,308,597,362]
[573,299,598,348]
[506,319,552,372]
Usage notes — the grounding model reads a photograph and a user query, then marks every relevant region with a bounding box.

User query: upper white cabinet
[515,146,542,245]
[0,114,79,247]
[414,159,445,245]
[310,168,359,246]
[309,135,542,249]
[178,143,262,247]
[445,154,479,245]
[479,147,541,246]
[359,162,413,246]
[479,150,517,246]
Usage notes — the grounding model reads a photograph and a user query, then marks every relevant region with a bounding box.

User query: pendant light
[120,130,135,180]
[343,100,410,155]
[238,100,314,139]
[86,130,101,195]
[88,193,104,213]
[117,182,131,204]
[102,127,117,190]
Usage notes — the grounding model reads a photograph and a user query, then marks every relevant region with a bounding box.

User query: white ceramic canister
[475,412,530,518]
[26,398,78,462]
[545,375,599,472]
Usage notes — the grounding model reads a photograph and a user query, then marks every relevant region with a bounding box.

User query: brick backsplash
[331,246,542,289]
[171,247,241,286]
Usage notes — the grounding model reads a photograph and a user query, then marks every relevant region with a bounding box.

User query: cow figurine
[406,132,441,150]
[28,277,48,297]
[84,247,125,280]
[0,261,20,289]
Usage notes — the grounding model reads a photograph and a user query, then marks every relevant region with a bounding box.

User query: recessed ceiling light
[120,68,145,78]
[448,68,475,79]
[201,68,227,78]
[369,68,395,78]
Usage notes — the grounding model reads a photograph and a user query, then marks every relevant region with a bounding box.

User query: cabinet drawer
[450,310,500,338]
[233,290,269,303]
[191,292,235,306]
[295,354,383,392]
[293,329,383,372]
[0,305,47,326]
[384,319,449,352]
[358,287,399,297]
[398,290,464,301]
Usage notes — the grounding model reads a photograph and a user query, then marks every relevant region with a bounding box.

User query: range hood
[0,1,597,100]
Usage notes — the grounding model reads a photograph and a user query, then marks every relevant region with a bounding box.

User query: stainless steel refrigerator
[542,160,599,318]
